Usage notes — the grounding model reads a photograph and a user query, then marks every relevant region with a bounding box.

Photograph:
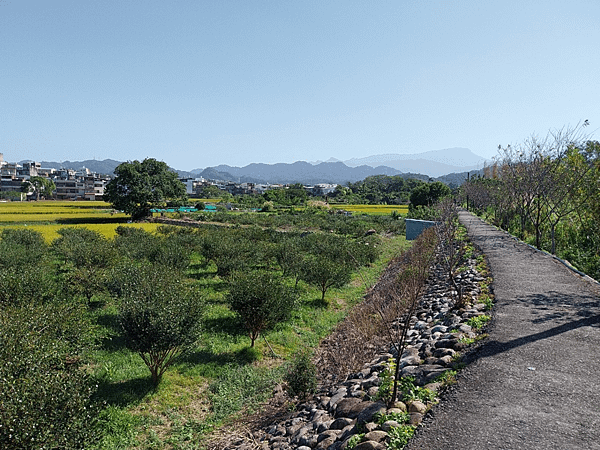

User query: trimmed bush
[52,227,117,269]
[227,271,299,347]
[118,266,204,386]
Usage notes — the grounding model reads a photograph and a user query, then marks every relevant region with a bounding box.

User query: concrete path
[406,211,600,450]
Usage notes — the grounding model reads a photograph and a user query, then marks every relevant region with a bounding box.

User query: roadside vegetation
[461,125,600,280]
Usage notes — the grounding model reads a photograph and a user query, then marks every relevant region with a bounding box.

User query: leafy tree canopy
[263,184,308,206]
[104,158,187,220]
[21,176,56,200]
[409,181,451,208]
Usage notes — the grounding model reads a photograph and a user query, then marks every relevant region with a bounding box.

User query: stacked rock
[246,254,491,450]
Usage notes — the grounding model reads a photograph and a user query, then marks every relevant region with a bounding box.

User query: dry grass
[314,228,437,387]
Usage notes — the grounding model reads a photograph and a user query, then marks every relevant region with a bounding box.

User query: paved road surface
[406,211,600,450]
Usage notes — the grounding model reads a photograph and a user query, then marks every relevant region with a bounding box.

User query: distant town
[0,153,338,201]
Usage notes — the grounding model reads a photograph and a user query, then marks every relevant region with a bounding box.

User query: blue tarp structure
[405,219,438,240]
[150,206,198,213]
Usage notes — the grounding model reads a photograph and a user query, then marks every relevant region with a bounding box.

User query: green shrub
[227,271,299,347]
[0,265,56,306]
[118,269,204,386]
[373,358,396,403]
[0,228,47,268]
[114,226,158,260]
[299,254,353,301]
[434,369,458,387]
[0,302,99,449]
[479,294,494,310]
[373,410,410,425]
[273,235,307,285]
[346,433,365,449]
[284,350,317,399]
[399,376,436,403]
[466,314,491,330]
[149,234,192,271]
[200,229,257,277]
[58,266,108,301]
[52,227,117,268]
[107,261,181,299]
[388,424,416,449]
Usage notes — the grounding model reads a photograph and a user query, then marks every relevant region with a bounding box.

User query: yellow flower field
[4,222,162,242]
[330,204,409,215]
[0,200,160,242]
[0,200,126,222]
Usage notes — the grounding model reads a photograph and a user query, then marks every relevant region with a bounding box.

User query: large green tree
[104,158,187,220]
[263,184,307,206]
[409,181,451,208]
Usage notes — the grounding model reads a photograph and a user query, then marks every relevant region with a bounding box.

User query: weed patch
[466,315,491,330]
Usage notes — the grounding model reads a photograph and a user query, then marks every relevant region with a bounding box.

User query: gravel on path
[406,210,600,450]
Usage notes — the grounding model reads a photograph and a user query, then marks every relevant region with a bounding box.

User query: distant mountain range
[23,147,489,186]
[34,159,123,176]
[192,162,409,185]
[322,147,487,177]
[190,147,488,184]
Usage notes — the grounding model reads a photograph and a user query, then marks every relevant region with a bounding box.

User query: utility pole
[466,172,470,211]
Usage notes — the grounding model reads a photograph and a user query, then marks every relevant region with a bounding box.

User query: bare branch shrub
[433,198,467,309]
[314,228,437,404]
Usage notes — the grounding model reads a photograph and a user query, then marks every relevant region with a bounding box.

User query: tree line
[461,125,600,279]
[104,158,453,221]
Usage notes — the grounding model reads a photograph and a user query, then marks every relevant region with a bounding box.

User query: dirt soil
[406,210,600,450]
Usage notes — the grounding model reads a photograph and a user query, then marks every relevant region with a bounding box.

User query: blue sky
[1,0,598,170]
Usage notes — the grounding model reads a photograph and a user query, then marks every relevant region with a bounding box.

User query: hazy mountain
[20,148,488,185]
[343,148,488,177]
[308,157,343,164]
[199,161,404,185]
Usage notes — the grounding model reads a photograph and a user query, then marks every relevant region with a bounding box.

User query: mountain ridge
[18,147,488,186]
[341,147,488,176]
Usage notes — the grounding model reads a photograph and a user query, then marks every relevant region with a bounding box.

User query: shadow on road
[472,290,600,361]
